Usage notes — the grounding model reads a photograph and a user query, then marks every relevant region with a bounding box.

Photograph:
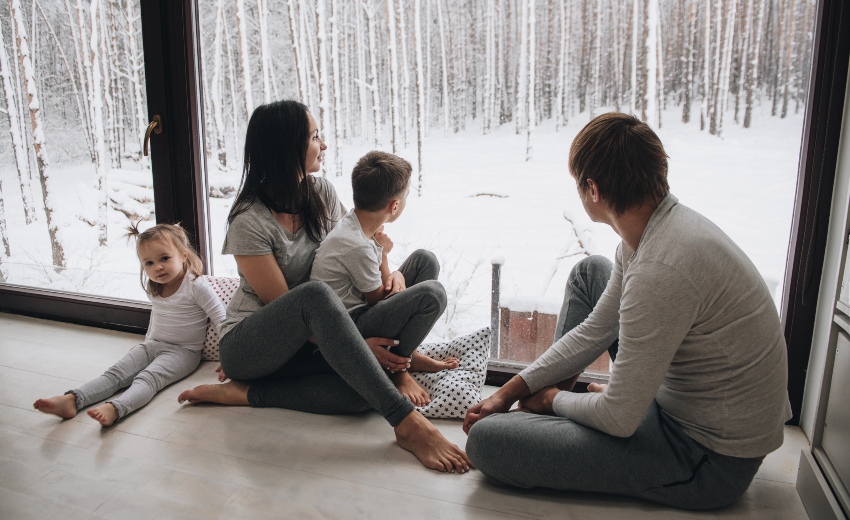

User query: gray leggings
[351,249,447,358]
[219,280,416,426]
[466,255,762,510]
[70,340,201,419]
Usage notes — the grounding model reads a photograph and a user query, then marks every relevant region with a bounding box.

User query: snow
[1,105,802,339]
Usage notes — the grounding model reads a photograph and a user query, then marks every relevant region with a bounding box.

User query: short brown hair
[351,151,412,211]
[569,112,669,214]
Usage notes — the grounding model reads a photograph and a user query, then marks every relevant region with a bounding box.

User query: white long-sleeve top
[146,274,226,349]
[519,194,792,458]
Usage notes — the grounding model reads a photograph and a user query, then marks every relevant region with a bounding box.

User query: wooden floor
[0,312,810,519]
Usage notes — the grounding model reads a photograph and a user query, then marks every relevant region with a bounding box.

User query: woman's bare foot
[177,381,250,406]
[409,352,460,373]
[87,403,119,426]
[33,394,77,419]
[392,371,431,407]
[395,410,472,473]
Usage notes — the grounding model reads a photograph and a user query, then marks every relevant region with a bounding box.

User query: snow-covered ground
[1,106,803,339]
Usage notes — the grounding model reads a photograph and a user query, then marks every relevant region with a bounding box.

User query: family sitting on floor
[34,101,792,511]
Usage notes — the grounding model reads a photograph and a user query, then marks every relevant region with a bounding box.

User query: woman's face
[304,112,327,174]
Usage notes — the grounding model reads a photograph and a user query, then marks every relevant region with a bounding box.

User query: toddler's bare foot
[33,394,77,419]
[392,371,431,407]
[409,352,460,373]
[87,403,119,426]
[177,381,250,406]
[395,410,472,473]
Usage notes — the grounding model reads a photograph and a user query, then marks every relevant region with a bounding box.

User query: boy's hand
[374,226,393,253]
[365,337,411,372]
[385,271,406,296]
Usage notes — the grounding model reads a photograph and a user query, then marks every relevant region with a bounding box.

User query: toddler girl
[33,223,225,426]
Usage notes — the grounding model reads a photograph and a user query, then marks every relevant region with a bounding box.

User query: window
[195,0,816,375]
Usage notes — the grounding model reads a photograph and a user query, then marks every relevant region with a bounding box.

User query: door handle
[143,115,163,157]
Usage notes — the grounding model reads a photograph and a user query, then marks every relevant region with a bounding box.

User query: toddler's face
[139,239,186,288]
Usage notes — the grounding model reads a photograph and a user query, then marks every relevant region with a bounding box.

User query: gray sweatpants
[350,249,447,358]
[219,280,416,426]
[69,339,201,419]
[466,255,762,510]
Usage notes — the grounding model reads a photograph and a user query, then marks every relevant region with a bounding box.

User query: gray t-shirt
[520,194,792,458]
[310,209,383,313]
[218,176,345,338]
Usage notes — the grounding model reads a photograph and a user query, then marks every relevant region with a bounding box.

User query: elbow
[607,422,639,438]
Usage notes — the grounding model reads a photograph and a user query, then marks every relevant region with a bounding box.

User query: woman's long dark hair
[228,100,332,242]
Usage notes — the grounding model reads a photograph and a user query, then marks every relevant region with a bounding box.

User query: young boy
[311,151,458,406]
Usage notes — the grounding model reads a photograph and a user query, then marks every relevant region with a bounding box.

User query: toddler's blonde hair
[126,222,204,297]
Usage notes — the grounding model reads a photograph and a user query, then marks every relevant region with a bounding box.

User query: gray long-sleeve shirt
[519,194,792,458]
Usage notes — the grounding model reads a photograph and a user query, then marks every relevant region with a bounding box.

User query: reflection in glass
[196,0,815,370]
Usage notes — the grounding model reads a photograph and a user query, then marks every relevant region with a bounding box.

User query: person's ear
[389,199,399,215]
[587,179,599,203]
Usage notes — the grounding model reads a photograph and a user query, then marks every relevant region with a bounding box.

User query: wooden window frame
[1,1,849,415]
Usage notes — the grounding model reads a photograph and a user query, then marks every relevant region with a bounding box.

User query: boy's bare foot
[392,371,431,407]
[87,403,119,426]
[395,410,472,473]
[33,394,77,419]
[177,381,250,406]
[409,352,459,373]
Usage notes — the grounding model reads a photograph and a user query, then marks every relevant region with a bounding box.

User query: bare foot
[33,394,77,419]
[395,410,472,473]
[87,403,119,426]
[409,352,460,373]
[177,381,250,406]
[392,371,431,407]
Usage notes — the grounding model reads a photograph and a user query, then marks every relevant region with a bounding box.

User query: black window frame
[1,0,848,423]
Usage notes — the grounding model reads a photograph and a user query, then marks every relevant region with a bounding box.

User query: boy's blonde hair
[126,222,204,297]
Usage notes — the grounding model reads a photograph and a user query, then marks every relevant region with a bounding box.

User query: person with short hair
[311,151,459,408]
[463,112,792,509]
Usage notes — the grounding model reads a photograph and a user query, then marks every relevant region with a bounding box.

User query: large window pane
[0,0,151,301]
[197,0,816,373]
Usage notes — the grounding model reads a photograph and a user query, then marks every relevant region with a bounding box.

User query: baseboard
[797,449,847,520]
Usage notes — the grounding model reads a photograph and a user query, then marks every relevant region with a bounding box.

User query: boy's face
[387,182,411,223]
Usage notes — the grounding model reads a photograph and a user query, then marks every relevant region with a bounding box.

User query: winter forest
[0,0,814,346]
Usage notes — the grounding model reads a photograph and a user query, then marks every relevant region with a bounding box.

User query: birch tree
[211,0,227,169]
[236,0,254,118]
[385,0,401,153]
[0,19,35,224]
[11,0,66,268]
[645,0,659,128]
[315,0,336,175]
[89,0,110,245]
[414,0,425,194]
[526,0,535,161]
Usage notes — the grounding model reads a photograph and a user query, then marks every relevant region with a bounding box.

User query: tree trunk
[236,0,254,117]
[397,0,411,146]
[365,0,382,145]
[256,0,271,104]
[683,0,696,123]
[212,0,227,170]
[355,0,369,143]
[89,0,110,245]
[645,0,658,127]
[414,0,425,194]
[11,0,65,268]
[0,19,35,225]
[330,0,343,174]
[436,0,450,135]
[315,0,335,175]
[744,0,766,128]
[526,0,535,161]
[631,0,639,113]
[516,0,528,133]
[385,0,401,153]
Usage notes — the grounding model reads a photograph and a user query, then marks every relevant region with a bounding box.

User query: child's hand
[385,271,406,297]
[216,364,228,382]
[374,226,393,253]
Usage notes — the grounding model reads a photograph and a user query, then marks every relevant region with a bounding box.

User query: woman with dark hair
[178,100,470,474]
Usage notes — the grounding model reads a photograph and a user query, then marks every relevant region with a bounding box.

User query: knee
[413,249,440,273]
[570,255,613,288]
[298,281,344,310]
[466,417,509,481]
[418,280,447,312]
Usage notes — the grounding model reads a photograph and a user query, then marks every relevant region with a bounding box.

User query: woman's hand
[463,394,512,434]
[365,337,410,372]
[517,386,560,415]
[216,365,228,382]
